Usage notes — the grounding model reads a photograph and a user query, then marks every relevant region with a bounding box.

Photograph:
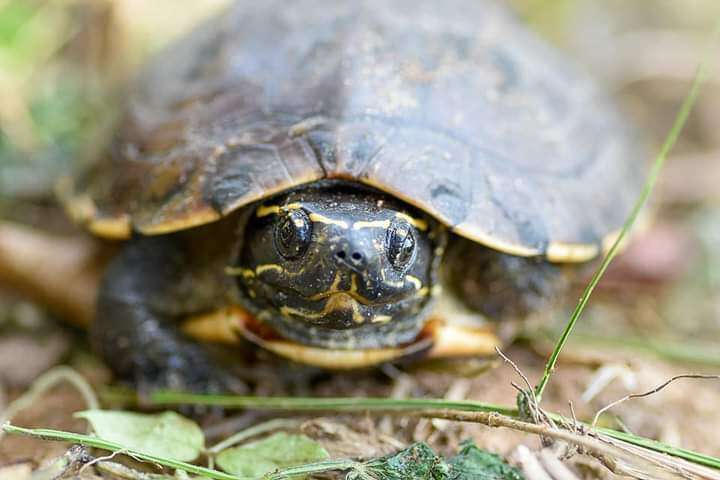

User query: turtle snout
[331,236,376,273]
[334,247,366,270]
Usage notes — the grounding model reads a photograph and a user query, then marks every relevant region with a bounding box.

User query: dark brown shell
[61,0,644,262]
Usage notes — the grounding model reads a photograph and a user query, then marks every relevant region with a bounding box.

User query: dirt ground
[1,1,720,479]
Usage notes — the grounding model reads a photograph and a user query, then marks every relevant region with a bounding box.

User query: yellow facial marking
[353,219,391,230]
[405,275,423,290]
[256,202,303,217]
[381,271,405,288]
[256,205,280,217]
[255,264,284,275]
[395,212,427,231]
[306,273,376,306]
[309,212,349,229]
[308,272,343,301]
[224,266,256,278]
[281,293,366,324]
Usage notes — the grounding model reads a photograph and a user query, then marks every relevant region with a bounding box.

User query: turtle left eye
[385,219,416,271]
[274,209,312,260]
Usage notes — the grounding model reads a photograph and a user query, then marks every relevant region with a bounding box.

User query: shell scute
[64,0,644,261]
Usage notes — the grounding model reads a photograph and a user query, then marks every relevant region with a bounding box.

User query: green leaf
[446,440,524,480]
[75,410,204,462]
[216,432,329,478]
[349,441,524,480]
[352,442,447,480]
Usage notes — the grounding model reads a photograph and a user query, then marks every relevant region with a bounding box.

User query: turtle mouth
[264,280,419,307]
[252,279,428,327]
[239,277,432,349]
[240,314,435,369]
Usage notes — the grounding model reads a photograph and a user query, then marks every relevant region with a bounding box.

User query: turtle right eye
[274,209,312,260]
[385,218,416,271]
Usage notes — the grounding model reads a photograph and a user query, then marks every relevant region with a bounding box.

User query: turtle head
[233,184,444,350]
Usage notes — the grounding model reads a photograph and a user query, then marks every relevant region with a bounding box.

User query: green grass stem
[148,393,720,470]
[2,423,241,480]
[7,393,720,473]
[533,18,720,402]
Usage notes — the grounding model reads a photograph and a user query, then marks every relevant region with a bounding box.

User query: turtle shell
[60,0,644,262]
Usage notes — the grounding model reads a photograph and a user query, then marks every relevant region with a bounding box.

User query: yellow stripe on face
[256,202,304,217]
[395,212,427,231]
[405,275,423,290]
[281,292,366,324]
[255,264,284,275]
[256,205,280,217]
[309,213,349,229]
[353,219,391,230]
[224,266,256,278]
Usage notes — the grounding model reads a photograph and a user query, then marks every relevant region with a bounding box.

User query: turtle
[54,0,644,394]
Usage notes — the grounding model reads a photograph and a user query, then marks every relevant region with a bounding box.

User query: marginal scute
[326,121,394,178]
[428,181,469,226]
[61,0,643,261]
[207,145,279,212]
[88,216,132,240]
[546,242,600,263]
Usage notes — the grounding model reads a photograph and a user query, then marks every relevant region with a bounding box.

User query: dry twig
[592,374,720,428]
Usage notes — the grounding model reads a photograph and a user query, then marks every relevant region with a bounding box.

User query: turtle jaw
[181,304,501,369]
[244,277,435,349]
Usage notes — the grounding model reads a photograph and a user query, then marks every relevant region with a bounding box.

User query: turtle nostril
[351,252,363,262]
[336,250,346,259]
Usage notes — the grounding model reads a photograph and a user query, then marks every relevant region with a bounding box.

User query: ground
[1,1,719,479]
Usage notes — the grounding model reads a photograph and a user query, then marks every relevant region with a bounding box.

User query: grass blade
[148,392,720,470]
[533,18,720,402]
[2,423,243,480]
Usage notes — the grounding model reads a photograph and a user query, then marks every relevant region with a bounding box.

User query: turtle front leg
[444,238,567,320]
[92,235,245,397]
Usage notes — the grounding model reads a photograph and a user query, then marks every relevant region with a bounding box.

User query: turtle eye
[274,209,312,260]
[385,218,416,271]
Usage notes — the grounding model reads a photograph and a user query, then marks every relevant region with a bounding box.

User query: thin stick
[405,410,720,480]
[149,392,720,471]
[592,374,720,428]
[496,347,535,395]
